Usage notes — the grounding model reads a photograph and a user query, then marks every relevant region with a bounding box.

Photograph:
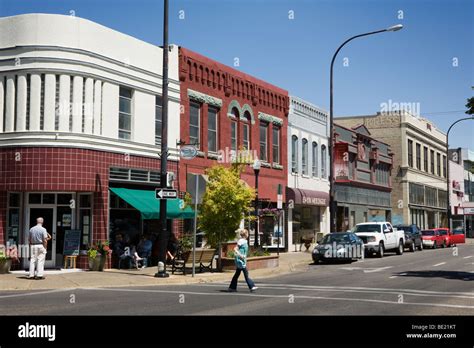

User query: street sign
[155,188,178,200]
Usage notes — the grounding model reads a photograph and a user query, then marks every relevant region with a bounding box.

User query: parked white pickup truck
[353,222,405,258]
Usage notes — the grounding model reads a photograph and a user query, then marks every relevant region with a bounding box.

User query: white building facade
[286,96,330,251]
[0,14,182,269]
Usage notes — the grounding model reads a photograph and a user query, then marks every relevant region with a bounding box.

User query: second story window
[230,120,237,152]
[442,155,446,178]
[208,106,218,152]
[291,135,298,173]
[437,153,441,176]
[189,101,200,147]
[416,143,421,170]
[321,144,327,178]
[242,111,251,150]
[312,141,318,177]
[119,87,132,140]
[302,138,308,175]
[423,146,428,172]
[430,149,435,174]
[272,127,280,164]
[155,95,162,146]
[407,139,413,167]
[259,122,268,162]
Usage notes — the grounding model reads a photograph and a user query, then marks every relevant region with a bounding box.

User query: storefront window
[7,193,21,245]
[79,194,92,248]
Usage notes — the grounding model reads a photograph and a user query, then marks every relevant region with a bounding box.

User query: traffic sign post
[156,188,178,200]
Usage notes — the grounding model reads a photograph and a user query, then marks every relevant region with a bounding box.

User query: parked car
[394,224,423,252]
[312,232,364,263]
[436,228,450,247]
[449,228,466,246]
[353,222,405,258]
[421,229,444,249]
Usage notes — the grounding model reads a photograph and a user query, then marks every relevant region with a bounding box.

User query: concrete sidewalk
[0,251,312,291]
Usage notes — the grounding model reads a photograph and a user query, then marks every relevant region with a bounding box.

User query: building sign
[302,196,327,206]
[335,143,349,181]
[464,207,474,215]
[179,145,198,160]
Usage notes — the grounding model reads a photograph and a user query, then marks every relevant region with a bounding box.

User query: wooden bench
[171,248,217,275]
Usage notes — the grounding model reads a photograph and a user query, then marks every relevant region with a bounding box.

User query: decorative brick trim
[258,112,283,126]
[187,88,222,108]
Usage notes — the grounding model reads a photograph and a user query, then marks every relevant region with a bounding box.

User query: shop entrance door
[28,208,55,268]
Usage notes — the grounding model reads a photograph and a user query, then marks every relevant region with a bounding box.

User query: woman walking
[228,229,258,292]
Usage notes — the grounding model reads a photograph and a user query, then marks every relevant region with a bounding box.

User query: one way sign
[155,188,178,200]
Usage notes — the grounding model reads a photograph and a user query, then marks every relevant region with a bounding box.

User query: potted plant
[87,240,112,271]
[0,245,18,274]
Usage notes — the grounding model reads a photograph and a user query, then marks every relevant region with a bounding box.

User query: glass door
[28,207,55,268]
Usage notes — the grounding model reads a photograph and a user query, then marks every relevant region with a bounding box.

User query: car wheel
[396,241,404,255]
[377,243,384,258]
[410,242,416,252]
[418,242,423,251]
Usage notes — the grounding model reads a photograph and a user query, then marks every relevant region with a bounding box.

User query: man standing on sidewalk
[28,217,51,280]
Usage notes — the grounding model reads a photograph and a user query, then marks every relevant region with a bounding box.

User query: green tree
[466,97,474,115]
[198,164,255,266]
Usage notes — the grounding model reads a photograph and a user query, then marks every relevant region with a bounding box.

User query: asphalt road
[1,244,473,315]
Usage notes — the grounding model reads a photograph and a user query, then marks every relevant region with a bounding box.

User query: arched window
[312,142,318,177]
[242,111,251,150]
[321,144,327,178]
[291,135,298,173]
[302,138,308,175]
[230,107,239,152]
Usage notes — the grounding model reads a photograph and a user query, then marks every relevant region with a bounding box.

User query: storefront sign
[464,207,474,215]
[63,229,81,256]
[287,188,329,207]
[180,145,198,160]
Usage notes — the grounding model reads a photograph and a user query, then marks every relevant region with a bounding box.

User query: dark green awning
[109,187,195,220]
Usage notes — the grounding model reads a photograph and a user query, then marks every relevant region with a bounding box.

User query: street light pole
[253,159,261,248]
[446,117,474,232]
[155,0,170,278]
[328,24,403,233]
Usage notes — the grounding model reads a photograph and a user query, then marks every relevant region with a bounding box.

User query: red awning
[286,188,329,207]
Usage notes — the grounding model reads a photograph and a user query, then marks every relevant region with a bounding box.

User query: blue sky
[1,0,472,148]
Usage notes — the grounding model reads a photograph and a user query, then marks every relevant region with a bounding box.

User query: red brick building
[178,47,289,247]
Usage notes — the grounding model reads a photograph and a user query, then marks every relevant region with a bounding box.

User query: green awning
[109,187,195,220]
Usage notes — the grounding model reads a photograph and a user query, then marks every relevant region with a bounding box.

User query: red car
[436,228,450,247]
[421,229,444,249]
[448,228,466,246]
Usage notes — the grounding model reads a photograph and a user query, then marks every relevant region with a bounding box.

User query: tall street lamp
[446,116,474,231]
[329,24,403,233]
[253,159,261,248]
[156,0,170,278]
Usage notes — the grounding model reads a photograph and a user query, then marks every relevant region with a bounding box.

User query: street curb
[0,256,312,291]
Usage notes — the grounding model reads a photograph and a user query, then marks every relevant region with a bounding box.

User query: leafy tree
[466,97,474,115]
[198,164,255,267]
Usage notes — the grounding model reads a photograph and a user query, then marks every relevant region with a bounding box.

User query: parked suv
[394,224,423,252]
[353,222,405,258]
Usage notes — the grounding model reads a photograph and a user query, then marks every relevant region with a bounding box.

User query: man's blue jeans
[229,267,255,290]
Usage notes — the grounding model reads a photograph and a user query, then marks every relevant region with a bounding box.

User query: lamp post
[253,159,261,248]
[446,117,474,231]
[329,24,403,233]
[155,0,170,278]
